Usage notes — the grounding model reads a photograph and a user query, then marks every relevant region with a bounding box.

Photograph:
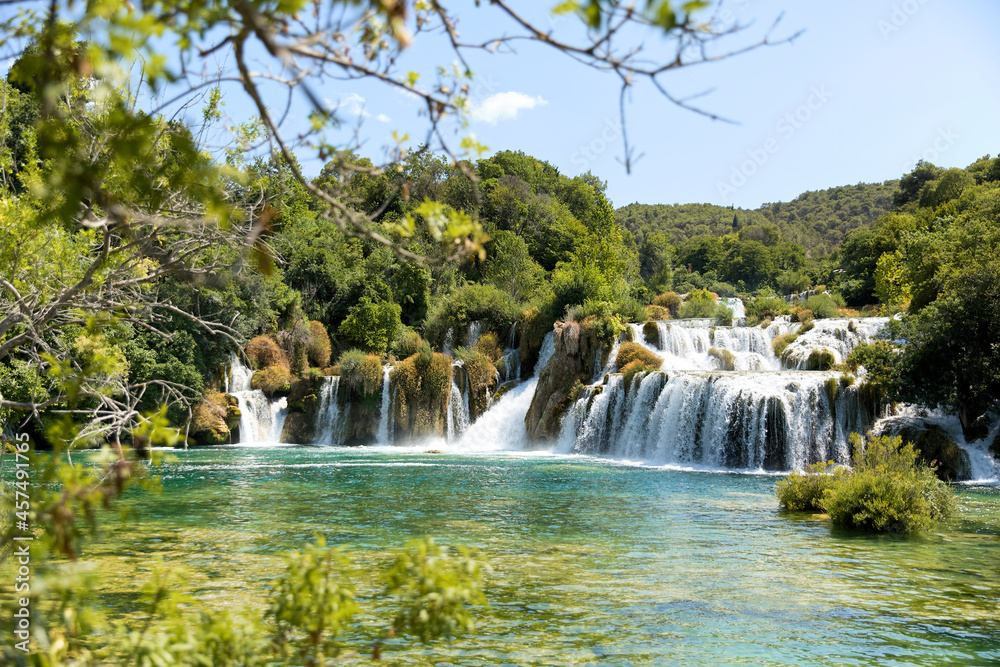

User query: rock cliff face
[525,322,607,442]
[280,377,324,444]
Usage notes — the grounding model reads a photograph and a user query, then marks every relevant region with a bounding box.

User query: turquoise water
[88,445,1000,665]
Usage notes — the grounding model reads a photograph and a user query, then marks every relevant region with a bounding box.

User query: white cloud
[470,91,548,125]
[328,93,369,117]
[375,113,392,123]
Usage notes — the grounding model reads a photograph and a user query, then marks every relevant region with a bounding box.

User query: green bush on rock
[338,349,384,396]
[776,434,956,534]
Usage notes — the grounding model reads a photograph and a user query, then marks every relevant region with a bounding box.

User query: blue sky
[285,0,999,210]
[8,1,996,210]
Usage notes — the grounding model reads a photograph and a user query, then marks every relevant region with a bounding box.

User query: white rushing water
[376,366,395,445]
[559,370,877,471]
[547,317,908,472]
[781,318,890,368]
[228,352,287,444]
[455,332,555,451]
[874,405,1000,483]
[313,376,343,445]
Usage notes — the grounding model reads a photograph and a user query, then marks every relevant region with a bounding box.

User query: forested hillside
[618,180,898,257]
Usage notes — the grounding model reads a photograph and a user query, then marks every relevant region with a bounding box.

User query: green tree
[338,297,403,356]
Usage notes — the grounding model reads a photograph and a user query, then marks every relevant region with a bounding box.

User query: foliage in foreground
[776,434,956,534]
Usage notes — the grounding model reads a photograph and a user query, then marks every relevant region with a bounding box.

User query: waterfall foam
[455,331,554,451]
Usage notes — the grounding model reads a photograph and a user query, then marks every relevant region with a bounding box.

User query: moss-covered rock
[896,424,971,482]
[708,347,736,371]
[642,321,660,348]
[454,350,497,421]
[279,377,323,444]
[190,392,240,446]
[525,321,607,442]
[393,350,453,439]
[805,349,835,371]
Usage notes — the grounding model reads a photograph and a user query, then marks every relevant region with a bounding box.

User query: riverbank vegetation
[776,434,956,534]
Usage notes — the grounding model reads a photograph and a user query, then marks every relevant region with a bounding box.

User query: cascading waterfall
[376,366,394,445]
[782,318,890,368]
[466,320,482,348]
[456,332,555,450]
[313,376,343,445]
[560,370,873,471]
[553,317,898,471]
[228,352,286,443]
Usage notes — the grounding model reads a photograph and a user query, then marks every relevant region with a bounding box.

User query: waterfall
[376,366,394,445]
[724,297,746,320]
[228,352,285,444]
[561,371,869,471]
[546,316,896,471]
[446,377,470,441]
[782,318,889,368]
[455,331,554,450]
[466,320,482,348]
[313,376,343,445]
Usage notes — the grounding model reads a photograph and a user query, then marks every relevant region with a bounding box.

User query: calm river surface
[84,445,1000,666]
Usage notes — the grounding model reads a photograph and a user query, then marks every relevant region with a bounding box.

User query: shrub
[806,349,835,371]
[772,333,798,359]
[338,297,402,356]
[823,434,956,534]
[394,350,453,405]
[306,321,332,368]
[393,329,425,359]
[776,270,811,296]
[714,305,734,327]
[616,342,663,371]
[569,300,626,346]
[474,332,502,363]
[620,360,655,390]
[645,304,670,321]
[845,341,902,396]
[455,348,497,396]
[745,295,789,325]
[651,291,682,318]
[247,335,288,370]
[706,281,738,298]
[707,347,735,371]
[251,365,293,395]
[791,308,813,323]
[804,293,843,319]
[775,461,841,511]
[679,289,717,319]
[338,349,384,396]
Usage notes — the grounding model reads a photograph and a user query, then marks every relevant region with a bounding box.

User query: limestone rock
[525,322,607,442]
